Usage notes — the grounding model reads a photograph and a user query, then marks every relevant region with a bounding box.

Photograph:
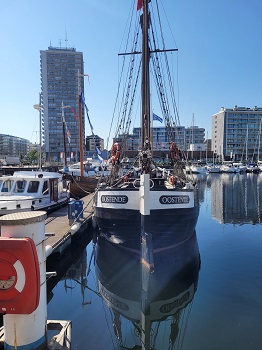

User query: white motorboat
[185,164,207,174]
[232,162,247,173]
[246,163,260,173]
[220,163,240,173]
[206,164,221,173]
[0,170,69,216]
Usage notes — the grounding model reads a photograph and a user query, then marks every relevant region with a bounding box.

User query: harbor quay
[0,193,95,350]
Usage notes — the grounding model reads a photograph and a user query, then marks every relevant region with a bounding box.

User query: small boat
[0,170,69,216]
[93,0,199,251]
[59,103,102,199]
[220,163,240,173]
[232,162,247,173]
[185,163,207,174]
[62,172,99,199]
[246,162,260,173]
[206,164,221,173]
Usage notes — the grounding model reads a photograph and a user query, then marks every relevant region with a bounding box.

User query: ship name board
[101,195,128,204]
[160,291,190,313]
[101,287,129,311]
[159,195,190,204]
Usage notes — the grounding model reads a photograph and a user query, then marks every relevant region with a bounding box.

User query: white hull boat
[0,171,69,216]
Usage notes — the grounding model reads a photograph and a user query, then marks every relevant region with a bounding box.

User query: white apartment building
[212,106,262,161]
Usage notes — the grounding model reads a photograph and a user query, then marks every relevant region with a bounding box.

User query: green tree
[26,149,39,164]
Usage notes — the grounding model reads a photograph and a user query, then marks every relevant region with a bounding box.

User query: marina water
[47,172,262,350]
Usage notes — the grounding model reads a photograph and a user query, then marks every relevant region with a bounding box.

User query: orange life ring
[0,237,40,314]
[111,142,121,165]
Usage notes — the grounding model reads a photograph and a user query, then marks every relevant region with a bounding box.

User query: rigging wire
[107,1,135,151]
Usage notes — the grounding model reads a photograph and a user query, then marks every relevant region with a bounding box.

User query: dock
[45,193,95,257]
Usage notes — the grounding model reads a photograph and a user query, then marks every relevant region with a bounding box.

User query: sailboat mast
[141,0,151,151]
[61,102,67,167]
[78,70,84,177]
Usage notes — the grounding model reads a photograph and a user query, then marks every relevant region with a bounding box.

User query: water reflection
[95,232,200,350]
[46,233,92,303]
[210,173,262,224]
[191,173,262,225]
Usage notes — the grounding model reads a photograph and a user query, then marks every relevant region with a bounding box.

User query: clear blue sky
[1,0,262,145]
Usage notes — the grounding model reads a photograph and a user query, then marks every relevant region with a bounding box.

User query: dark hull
[63,174,98,199]
[95,231,200,322]
[94,205,199,252]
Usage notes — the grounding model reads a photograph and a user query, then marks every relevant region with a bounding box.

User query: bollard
[0,211,47,350]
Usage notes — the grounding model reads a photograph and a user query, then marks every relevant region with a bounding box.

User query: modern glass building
[40,46,85,162]
[212,106,262,161]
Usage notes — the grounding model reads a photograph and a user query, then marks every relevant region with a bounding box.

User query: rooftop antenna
[65,28,68,48]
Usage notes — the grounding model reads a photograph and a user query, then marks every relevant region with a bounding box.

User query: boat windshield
[1,180,14,193]
[27,181,40,193]
[13,180,27,193]
[42,180,49,195]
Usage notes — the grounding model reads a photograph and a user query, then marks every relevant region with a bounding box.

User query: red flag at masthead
[137,0,143,11]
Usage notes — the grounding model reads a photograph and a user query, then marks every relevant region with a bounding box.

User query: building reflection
[210,173,262,224]
[95,231,200,350]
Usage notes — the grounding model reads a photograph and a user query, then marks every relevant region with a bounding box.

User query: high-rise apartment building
[40,46,85,162]
[0,134,30,158]
[212,106,262,161]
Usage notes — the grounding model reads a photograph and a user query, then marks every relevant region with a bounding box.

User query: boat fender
[45,245,53,258]
[169,176,175,186]
[92,214,97,229]
[111,142,121,165]
[70,222,81,235]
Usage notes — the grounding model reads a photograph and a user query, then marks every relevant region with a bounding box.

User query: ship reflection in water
[95,230,200,350]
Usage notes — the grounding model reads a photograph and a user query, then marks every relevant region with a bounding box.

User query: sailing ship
[59,100,100,199]
[93,0,199,250]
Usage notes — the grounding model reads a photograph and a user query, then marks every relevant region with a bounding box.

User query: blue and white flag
[153,113,163,123]
[98,154,104,164]
[80,92,94,133]
[96,147,102,155]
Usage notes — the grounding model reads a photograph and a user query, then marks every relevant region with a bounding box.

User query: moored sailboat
[93,0,199,251]
[59,92,101,199]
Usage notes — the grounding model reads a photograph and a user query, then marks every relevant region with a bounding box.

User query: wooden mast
[141,0,150,152]
[78,70,84,177]
[61,102,67,168]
